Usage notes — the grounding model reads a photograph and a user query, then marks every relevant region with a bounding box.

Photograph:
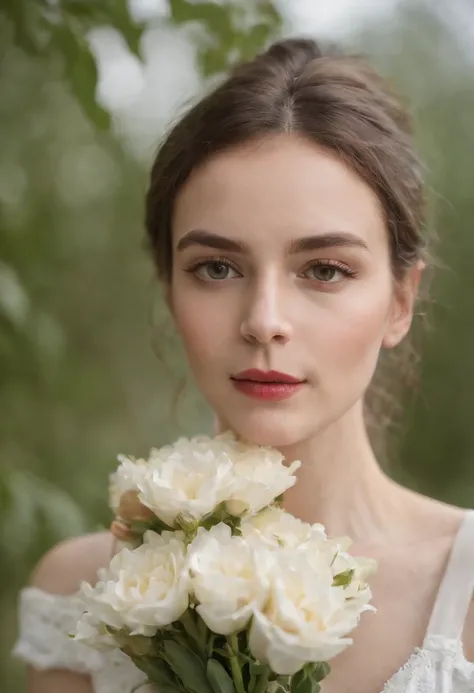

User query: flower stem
[227,636,246,693]
[254,667,270,693]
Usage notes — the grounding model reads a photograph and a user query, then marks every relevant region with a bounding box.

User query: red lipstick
[231,369,305,401]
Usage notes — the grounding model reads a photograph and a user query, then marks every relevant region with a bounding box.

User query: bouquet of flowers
[74,432,376,693]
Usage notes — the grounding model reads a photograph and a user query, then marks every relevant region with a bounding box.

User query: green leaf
[290,668,307,693]
[290,675,315,693]
[238,23,273,62]
[59,0,144,56]
[207,659,236,693]
[290,664,329,693]
[163,639,214,693]
[312,662,330,682]
[57,0,100,22]
[179,609,206,658]
[199,47,228,76]
[129,655,180,693]
[2,0,49,55]
[332,569,355,588]
[169,0,233,38]
[50,23,111,130]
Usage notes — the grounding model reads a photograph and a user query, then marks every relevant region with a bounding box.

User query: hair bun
[261,37,322,72]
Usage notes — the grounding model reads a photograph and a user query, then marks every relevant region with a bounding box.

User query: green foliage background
[1,0,474,690]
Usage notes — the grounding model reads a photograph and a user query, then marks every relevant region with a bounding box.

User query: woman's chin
[226,414,307,450]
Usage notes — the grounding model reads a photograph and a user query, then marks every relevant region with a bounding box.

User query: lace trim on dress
[381,636,474,693]
[13,587,150,693]
[13,587,104,674]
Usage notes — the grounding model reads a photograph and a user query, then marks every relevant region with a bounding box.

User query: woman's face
[169,134,417,447]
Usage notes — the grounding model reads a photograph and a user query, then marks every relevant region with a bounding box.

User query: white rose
[76,530,189,638]
[241,507,326,549]
[116,435,237,527]
[225,447,301,516]
[187,523,271,635]
[249,548,371,675]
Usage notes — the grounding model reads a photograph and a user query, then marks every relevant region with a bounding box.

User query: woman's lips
[231,379,304,401]
[231,370,305,401]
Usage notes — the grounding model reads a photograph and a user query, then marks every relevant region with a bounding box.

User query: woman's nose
[239,276,292,346]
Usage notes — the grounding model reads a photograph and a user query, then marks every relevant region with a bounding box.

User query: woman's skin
[170,133,429,537]
[29,134,472,693]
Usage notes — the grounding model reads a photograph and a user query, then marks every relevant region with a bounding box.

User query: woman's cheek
[172,292,228,369]
[313,292,391,372]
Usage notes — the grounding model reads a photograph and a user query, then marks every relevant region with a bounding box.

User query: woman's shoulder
[31,531,114,595]
[403,487,467,536]
[14,532,115,677]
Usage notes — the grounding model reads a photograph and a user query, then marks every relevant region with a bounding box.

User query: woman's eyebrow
[289,233,369,253]
[176,229,369,253]
[176,230,247,253]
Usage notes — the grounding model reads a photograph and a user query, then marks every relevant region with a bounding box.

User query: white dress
[13,510,474,693]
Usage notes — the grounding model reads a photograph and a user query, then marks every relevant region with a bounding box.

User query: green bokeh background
[2,1,474,690]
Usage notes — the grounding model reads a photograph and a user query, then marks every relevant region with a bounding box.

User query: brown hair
[145,37,429,454]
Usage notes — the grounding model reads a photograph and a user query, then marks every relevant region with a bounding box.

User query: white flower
[75,530,189,638]
[187,523,271,635]
[113,432,301,528]
[241,507,326,549]
[327,538,377,608]
[225,447,301,517]
[329,538,377,581]
[115,434,237,527]
[249,547,373,675]
[74,611,119,650]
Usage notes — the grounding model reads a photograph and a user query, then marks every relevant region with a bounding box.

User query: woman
[14,37,474,693]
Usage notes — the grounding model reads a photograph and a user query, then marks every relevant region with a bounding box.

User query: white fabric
[13,587,152,693]
[13,510,474,693]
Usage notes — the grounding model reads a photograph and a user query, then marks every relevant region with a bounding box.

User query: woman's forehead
[172,134,387,254]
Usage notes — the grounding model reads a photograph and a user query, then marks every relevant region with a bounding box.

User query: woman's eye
[303,264,345,283]
[194,261,239,281]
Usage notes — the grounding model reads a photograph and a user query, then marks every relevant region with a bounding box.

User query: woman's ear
[383,260,425,349]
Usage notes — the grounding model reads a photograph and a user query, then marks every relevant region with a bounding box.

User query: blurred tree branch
[1,0,282,130]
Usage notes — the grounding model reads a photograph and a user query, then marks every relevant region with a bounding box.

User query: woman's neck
[278,400,410,545]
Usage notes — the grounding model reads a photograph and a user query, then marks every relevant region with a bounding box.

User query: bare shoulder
[31,531,115,595]
[401,485,468,540]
